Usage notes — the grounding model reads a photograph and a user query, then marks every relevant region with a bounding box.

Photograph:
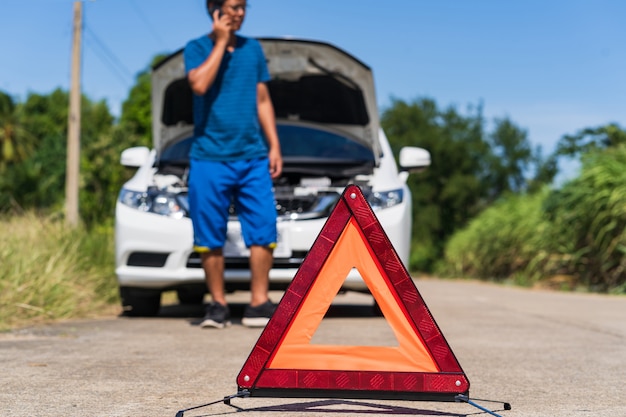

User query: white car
[115,38,430,316]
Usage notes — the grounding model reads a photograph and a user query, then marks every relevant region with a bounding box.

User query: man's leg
[249,245,273,307]
[199,249,231,328]
[236,157,277,327]
[243,245,275,327]
[201,249,227,306]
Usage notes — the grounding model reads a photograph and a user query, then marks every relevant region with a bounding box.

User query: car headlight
[118,188,187,219]
[366,189,404,211]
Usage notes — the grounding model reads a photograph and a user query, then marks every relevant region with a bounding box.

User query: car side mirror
[399,146,431,172]
[120,146,150,168]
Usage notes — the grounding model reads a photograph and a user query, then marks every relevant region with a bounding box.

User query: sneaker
[200,302,232,329]
[242,300,276,328]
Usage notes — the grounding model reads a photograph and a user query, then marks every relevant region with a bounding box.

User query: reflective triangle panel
[237,185,469,400]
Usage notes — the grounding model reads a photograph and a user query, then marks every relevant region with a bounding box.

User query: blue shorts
[188,157,277,252]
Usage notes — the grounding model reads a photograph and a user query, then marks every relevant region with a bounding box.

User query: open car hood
[151,38,381,163]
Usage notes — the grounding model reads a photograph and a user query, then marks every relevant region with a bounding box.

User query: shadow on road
[156,302,380,324]
[178,398,468,416]
[236,399,467,416]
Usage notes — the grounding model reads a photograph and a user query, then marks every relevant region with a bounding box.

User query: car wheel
[176,288,205,305]
[119,286,161,317]
[372,298,384,317]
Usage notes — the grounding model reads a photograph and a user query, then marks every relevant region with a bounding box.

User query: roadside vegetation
[1,55,625,330]
[0,212,118,331]
[441,133,626,294]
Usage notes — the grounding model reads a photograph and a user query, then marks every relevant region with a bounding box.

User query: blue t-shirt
[183,35,271,161]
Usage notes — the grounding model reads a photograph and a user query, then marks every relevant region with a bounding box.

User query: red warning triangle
[237,185,469,401]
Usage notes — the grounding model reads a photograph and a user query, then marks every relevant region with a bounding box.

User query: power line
[83,24,133,87]
[127,0,166,49]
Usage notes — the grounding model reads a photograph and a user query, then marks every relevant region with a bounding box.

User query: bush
[440,145,626,293]
[540,146,626,292]
[440,190,549,285]
[0,212,119,330]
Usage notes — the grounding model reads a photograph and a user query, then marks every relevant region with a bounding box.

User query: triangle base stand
[455,394,512,417]
[174,391,249,417]
[242,387,464,402]
[174,391,512,417]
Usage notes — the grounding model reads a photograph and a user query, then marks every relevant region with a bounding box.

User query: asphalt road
[1,279,624,417]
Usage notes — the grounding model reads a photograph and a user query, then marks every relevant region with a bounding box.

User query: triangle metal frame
[237,185,469,402]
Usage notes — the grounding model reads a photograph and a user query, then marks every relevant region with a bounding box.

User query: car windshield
[159,124,375,165]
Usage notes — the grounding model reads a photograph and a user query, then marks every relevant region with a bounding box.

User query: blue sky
[2,0,625,176]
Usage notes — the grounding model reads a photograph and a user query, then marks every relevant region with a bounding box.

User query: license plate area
[223,221,291,258]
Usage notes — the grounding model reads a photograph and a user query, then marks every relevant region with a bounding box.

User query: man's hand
[268,146,283,179]
[257,82,282,179]
[187,10,233,96]
[212,10,232,43]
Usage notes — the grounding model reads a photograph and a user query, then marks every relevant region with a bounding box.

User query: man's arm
[187,12,231,95]
[257,82,282,179]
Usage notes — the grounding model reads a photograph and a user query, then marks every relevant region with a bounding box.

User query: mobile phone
[209,5,223,18]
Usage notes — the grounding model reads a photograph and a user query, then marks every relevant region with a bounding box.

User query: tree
[119,70,152,146]
[119,53,170,147]
[556,123,626,157]
[2,52,172,222]
[382,98,490,270]
[381,97,553,272]
[81,53,171,224]
[1,89,116,220]
[527,149,558,193]
[537,145,626,291]
[4,89,73,211]
[0,91,34,172]
[486,117,533,196]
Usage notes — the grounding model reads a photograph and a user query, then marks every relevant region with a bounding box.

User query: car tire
[176,288,205,305]
[372,298,384,317]
[119,286,161,317]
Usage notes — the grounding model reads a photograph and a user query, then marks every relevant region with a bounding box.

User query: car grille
[179,189,341,220]
[127,252,169,267]
[275,195,319,215]
[230,192,341,220]
[186,251,308,269]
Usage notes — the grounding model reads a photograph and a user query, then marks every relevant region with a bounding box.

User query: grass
[439,146,626,294]
[0,212,120,331]
[440,190,549,284]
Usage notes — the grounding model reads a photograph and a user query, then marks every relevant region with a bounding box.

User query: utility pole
[65,1,82,227]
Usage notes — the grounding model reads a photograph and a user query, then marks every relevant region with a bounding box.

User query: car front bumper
[115,199,411,292]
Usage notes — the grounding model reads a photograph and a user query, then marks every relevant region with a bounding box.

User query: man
[184,0,282,329]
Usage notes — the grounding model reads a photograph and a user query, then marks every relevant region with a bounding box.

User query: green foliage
[78,55,172,223]
[486,117,533,195]
[80,127,138,224]
[382,98,483,270]
[0,90,67,210]
[556,123,626,157]
[118,53,169,146]
[541,145,626,291]
[0,90,35,171]
[382,98,555,271]
[0,212,118,331]
[21,89,69,139]
[119,70,153,145]
[0,82,150,224]
[441,190,549,284]
[441,142,626,293]
[0,89,118,220]
[528,150,559,194]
